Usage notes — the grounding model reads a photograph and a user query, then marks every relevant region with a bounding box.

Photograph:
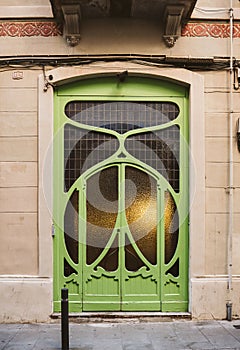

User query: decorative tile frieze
[0,22,61,37]
[0,21,240,38]
[182,23,240,38]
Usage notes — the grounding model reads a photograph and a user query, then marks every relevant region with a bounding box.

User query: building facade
[0,0,240,322]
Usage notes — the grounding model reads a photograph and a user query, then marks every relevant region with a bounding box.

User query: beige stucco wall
[193,69,240,319]
[0,2,240,321]
[204,70,240,278]
[0,68,53,322]
[0,70,39,276]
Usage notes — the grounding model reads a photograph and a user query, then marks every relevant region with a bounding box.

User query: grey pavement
[1,319,240,350]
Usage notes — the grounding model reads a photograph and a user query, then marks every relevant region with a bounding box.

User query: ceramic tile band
[1,21,240,38]
[0,22,61,37]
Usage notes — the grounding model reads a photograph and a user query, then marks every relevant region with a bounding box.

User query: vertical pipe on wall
[227,1,234,296]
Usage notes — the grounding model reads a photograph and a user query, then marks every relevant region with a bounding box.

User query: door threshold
[51,311,191,322]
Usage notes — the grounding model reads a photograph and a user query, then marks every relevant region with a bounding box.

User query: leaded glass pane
[64,124,118,191]
[64,189,79,264]
[125,166,157,266]
[86,167,118,265]
[164,191,179,264]
[125,126,180,192]
[65,101,179,132]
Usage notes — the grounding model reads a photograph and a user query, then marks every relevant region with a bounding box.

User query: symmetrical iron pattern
[64,101,180,273]
[62,100,183,311]
[64,102,180,191]
[54,77,188,313]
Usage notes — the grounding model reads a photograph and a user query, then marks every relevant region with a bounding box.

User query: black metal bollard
[61,288,69,350]
[226,301,232,321]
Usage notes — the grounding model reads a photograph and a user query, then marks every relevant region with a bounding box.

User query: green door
[53,76,189,312]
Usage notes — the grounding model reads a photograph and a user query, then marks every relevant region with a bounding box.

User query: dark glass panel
[86,167,118,265]
[64,189,79,264]
[164,191,179,264]
[125,236,145,272]
[98,237,118,272]
[65,101,179,133]
[125,125,180,192]
[165,258,179,278]
[125,166,157,266]
[64,124,118,191]
[64,258,77,277]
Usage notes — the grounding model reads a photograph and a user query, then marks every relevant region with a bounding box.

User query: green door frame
[53,76,189,312]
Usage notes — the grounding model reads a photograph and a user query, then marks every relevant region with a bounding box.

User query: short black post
[61,288,69,350]
[226,301,232,321]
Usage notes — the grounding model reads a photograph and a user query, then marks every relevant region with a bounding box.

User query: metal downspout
[227,1,234,320]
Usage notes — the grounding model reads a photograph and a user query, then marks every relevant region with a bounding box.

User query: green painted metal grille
[54,76,189,313]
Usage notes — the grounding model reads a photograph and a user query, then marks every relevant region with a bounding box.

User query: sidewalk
[1,319,240,350]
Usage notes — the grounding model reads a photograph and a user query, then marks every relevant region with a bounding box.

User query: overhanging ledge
[49,0,197,47]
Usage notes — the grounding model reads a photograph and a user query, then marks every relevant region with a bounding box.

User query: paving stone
[92,340,122,350]
[152,337,188,350]
[123,343,154,350]
[0,321,240,350]
[197,322,240,349]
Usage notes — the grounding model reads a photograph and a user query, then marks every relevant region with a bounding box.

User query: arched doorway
[53,76,189,312]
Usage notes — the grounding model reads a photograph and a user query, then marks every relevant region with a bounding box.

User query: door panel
[83,166,120,311]
[83,164,161,311]
[122,166,160,310]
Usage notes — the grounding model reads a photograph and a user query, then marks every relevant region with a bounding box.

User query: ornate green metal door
[53,76,189,312]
